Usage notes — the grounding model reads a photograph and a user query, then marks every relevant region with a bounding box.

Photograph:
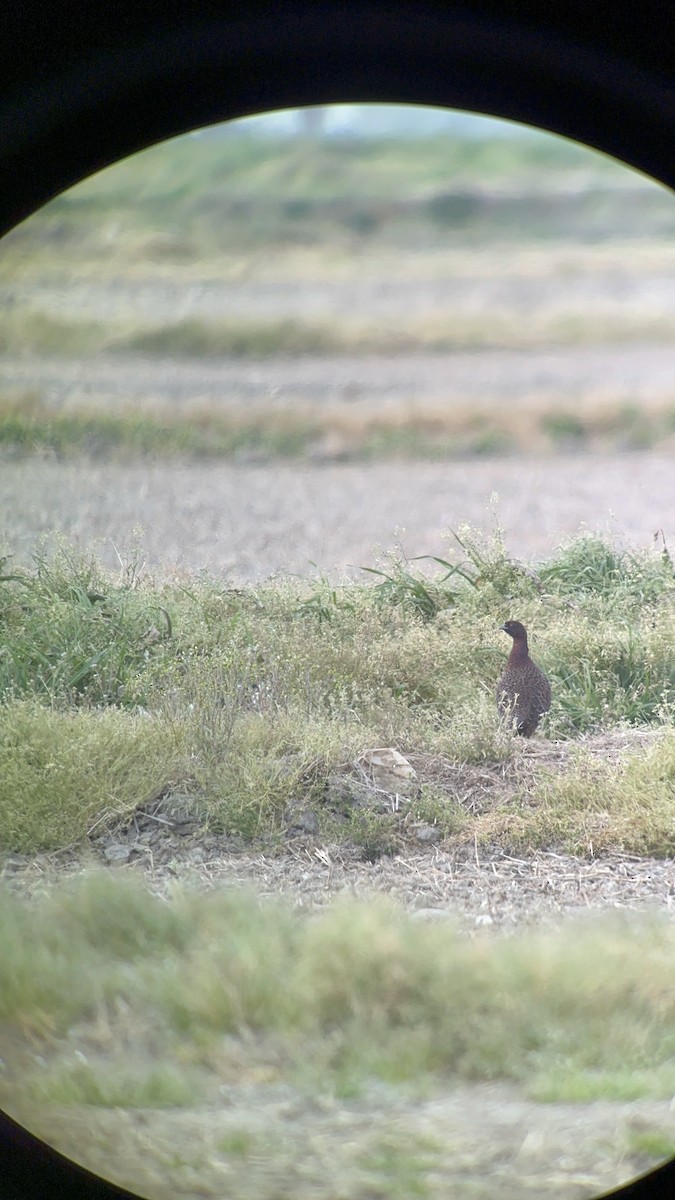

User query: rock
[324,774,374,815]
[284,807,320,836]
[103,843,131,864]
[414,824,441,844]
[356,748,418,796]
[175,820,199,837]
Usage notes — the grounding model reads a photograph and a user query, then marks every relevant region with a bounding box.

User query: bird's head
[500,619,528,641]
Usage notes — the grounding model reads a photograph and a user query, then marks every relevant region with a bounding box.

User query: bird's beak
[498,623,507,632]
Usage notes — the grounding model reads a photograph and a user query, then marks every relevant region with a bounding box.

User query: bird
[496,620,551,737]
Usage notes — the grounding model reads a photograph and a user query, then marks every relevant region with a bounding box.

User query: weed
[539,535,673,606]
[114,317,341,358]
[359,1133,440,1198]
[361,551,472,620]
[0,544,172,706]
[217,1130,260,1160]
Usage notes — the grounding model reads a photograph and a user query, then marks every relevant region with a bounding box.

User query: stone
[103,843,131,864]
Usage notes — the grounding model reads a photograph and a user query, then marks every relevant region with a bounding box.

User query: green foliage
[476,729,675,857]
[361,555,471,620]
[624,1126,675,1164]
[26,1061,198,1108]
[540,412,587,445]
[115,316,341,358]
[0,544,172,705]
[539,534,673,606]
[3,391,675,462]
[2,876,674,1105]
[0,701,183,851]
[9,126,663,262]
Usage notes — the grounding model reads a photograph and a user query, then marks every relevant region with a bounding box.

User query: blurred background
[2,102,674,578]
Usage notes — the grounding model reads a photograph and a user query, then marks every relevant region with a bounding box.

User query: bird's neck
[508,638,529,664]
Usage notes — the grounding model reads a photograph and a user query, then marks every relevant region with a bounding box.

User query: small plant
[541,411,587,445]
[625,1126,675,1166]
[539,534,673,605]
[0,700,185,852]
[296,582,355,624]
[361,551,472,620]
[441,522,542,603]
[0,545,173,706]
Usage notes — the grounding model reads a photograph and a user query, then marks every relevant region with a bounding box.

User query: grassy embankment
[1,529,673,856]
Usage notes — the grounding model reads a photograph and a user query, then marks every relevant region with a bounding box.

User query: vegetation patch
[0,530,672,856]
[0,876,674,1108]
[0,701,182,852]
[3,392,675,460]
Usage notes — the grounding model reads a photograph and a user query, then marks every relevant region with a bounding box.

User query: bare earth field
[4,343,675,413]
[2,448,674,580]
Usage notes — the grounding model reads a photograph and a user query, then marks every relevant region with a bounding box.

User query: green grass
[0,530,672,855]
[3,392,675,461]
[473,733,675,857]
[358,1133,441,1199]
[25,1061,198,1108]
[0,701,183,851]
[624,1126,675,1165]
[1,875,674,1106]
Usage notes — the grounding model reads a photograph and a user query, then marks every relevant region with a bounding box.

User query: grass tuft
[0,701,183,851]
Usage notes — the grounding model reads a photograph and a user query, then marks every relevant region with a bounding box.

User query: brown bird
[496,620,551,737]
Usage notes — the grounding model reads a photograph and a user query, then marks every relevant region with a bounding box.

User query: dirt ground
[2,448,674,580]
[4,343,675,412]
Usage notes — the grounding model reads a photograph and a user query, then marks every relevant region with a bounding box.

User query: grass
[472,733,675,857]
[5,125,672,272]
[25,1062,199,1108]
[624,1126,675,1165]
[0,530,672,856]
[2,392,675,461]
[6,306,675,362]
[0,701,183,851]
[1,875,674,1109]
